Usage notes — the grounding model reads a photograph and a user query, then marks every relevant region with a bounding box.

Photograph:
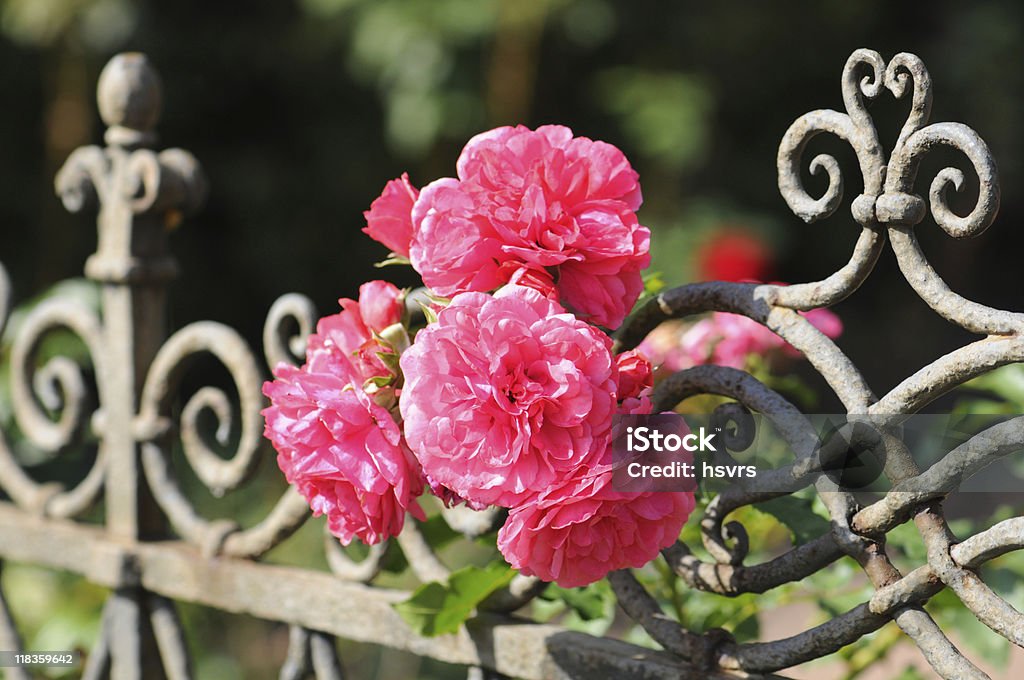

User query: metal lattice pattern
[0,48,1021,680]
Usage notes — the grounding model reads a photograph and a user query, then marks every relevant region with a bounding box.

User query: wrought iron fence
[0,48,1022,679]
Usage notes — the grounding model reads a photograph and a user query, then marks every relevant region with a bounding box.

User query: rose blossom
[697,230,775,282]
[404,125,650,328]
[399,284,618,507]
[362,173,419,258]
[497,455,695,587]
[262,281,425,545]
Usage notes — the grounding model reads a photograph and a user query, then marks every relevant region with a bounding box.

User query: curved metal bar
[888,226,1024,336]
[137,321,264,496]
[770,49,890,309]
[607,570,702,660]
[309,630,346,680]
[0,267,67,512]
[43,446,107,518]
[776,110,854,224]
[662,535,844,596]
[53,145,108,214]
[220,488,311,559]
[770,225,886,311]
[264,293,317,370]
[139,440,239,553]
[887,122,999,239]
[652,365,823,564]
[9,297,103,453]
[617,281,875,411]
[918,507,1024,649]
[396,520,450,583]
[0,297,106,517]
[873,335,1024,416]
[840,49,887,131]
[853,416,1024,534]
[884,52,933,156]
[951,517,1024,570]
[323,529,387,583]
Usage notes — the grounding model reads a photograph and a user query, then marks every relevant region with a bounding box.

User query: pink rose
[363,173,419,258]
[264,370,425,544]
[615,349,653,401]
[306,280,405,389]
[409,125,650,328]
[497,457,695,587]
[262,281,425,545]
[400,285,618,507]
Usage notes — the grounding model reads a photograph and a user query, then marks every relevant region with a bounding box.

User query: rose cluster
[263,125,694,588]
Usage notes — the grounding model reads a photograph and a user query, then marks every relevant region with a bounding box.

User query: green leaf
[392,563,516,637]
[542,581,615,622]
[754,494,831,546]
[363,374,394,390]
[418,301,439,325]
[417,514,461,551]
[731,612,760,643]
[965,364,1024,406]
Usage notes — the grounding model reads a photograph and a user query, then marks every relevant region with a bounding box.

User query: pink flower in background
[497,457,695,587]
[407,125,650,328]
[400,285,619,507]
[640,307,843,371]
[800,307,843,341]
[262,281,424,545]
[363,173,419,258]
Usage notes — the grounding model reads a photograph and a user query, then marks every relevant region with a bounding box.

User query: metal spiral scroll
[611,49,1024,680]
[0,263,107,517]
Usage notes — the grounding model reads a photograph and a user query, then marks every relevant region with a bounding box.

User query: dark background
[1,0,1022,403]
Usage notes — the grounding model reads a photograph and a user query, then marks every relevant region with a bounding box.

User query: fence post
[54,52,206,680]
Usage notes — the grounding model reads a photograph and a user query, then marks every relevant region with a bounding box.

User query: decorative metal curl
[54,146,109,214]
[263,292,317,369]
[0,296,107,518]
[610,48,1024,680]
[137,321,264,496]
[9,298,103,453]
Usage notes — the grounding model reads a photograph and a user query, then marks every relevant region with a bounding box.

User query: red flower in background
[697,229,774,282]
